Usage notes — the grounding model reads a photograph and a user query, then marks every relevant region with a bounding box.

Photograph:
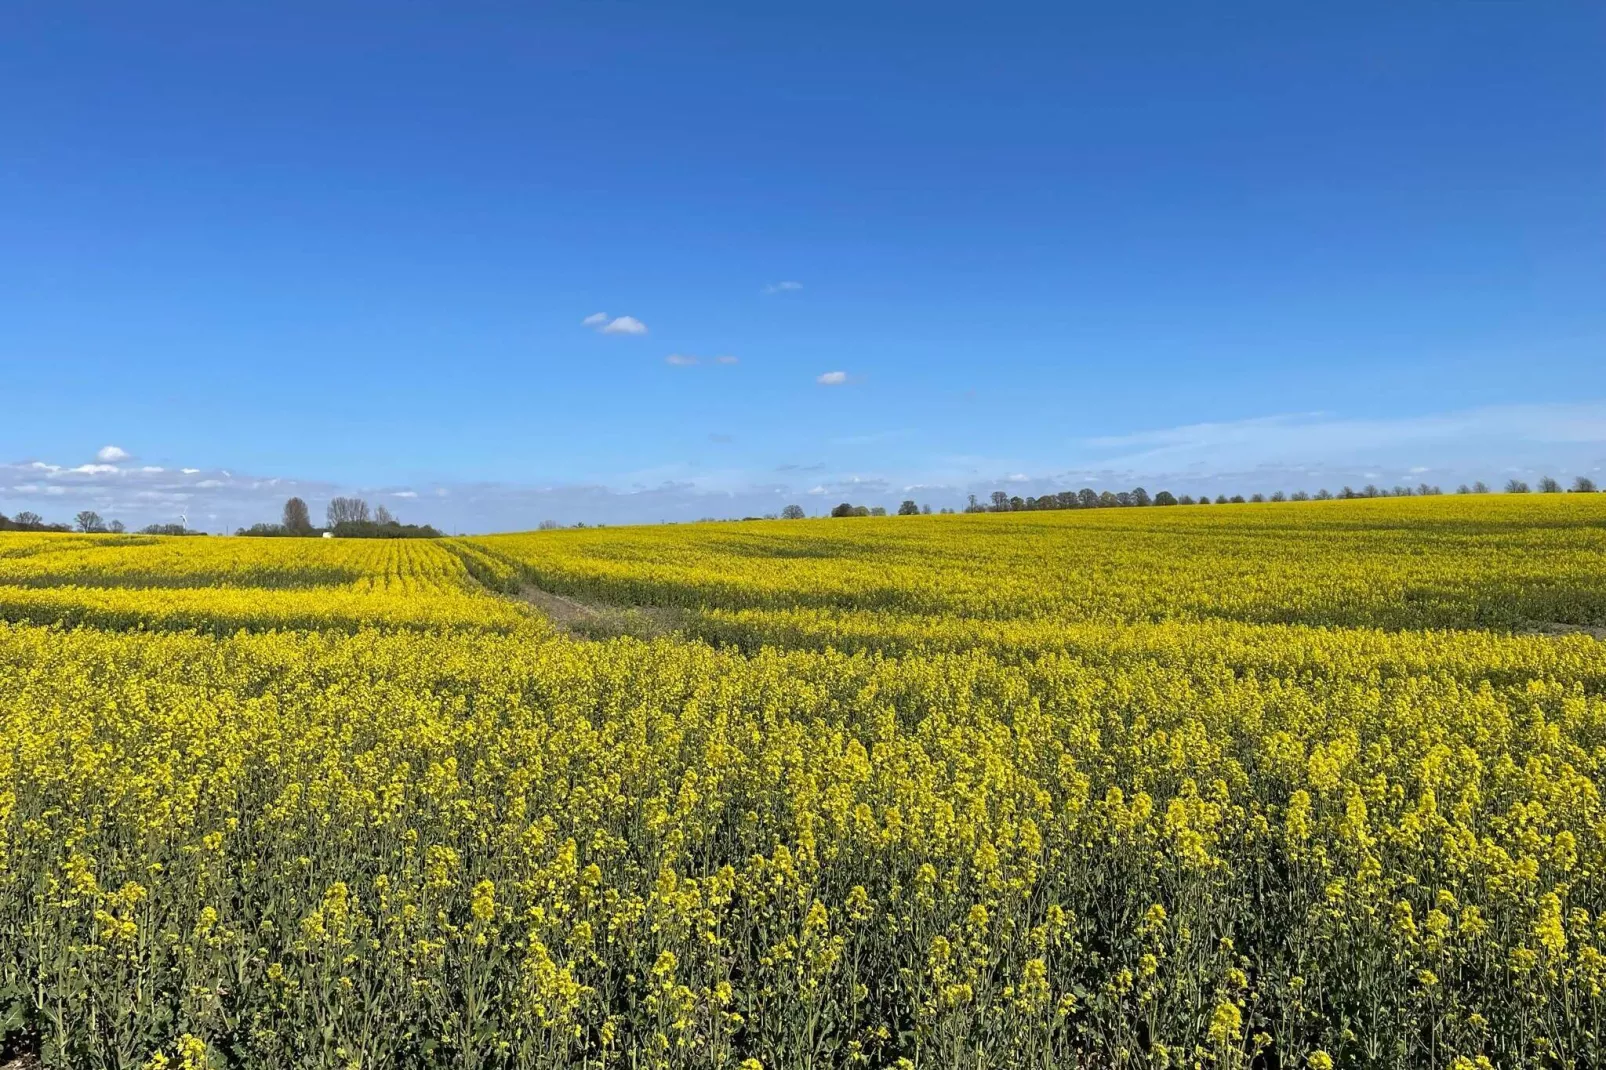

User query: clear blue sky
[3,2,1603,529]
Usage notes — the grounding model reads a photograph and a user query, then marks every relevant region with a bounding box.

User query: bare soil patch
[518,584,683,640]
[1520,621,1606,640]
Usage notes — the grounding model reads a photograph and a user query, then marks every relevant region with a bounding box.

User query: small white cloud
[666,354,699,366]
[70,463,119,475]
[817,371,848,385]
[195,479,225,488]
[715,355,739,365]
[96,445,130,463]
[140,466,165,473]
[1408,466,1430,474]
[181,468,200,475]
[1005,473,1029,483]
[807,485,827,495]
[764,281,803,294]
[600,315,647,335]
[394,490,418,498]
[582,313,609,327]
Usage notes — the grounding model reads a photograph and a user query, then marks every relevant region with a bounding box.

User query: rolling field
[4,496,1606,1069]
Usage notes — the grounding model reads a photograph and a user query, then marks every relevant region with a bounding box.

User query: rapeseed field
[4,495,1606,1069]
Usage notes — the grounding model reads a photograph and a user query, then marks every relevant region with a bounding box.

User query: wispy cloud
[817,370,848,386]
[666,354,739,367]
[583,313,648,335]
[600,315,647,335]
[763,281,803,294]
[96,445,130,463]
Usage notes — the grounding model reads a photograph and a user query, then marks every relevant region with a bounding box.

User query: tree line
[803,475,1600,519]
[0,509,200,535]
[236,497,442,539]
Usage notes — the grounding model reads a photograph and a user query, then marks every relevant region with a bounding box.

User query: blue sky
[3,2,1603,530]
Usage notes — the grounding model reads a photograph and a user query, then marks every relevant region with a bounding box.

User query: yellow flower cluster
[2,494,1606,1068]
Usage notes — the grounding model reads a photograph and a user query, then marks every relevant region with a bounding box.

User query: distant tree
[374,504,396,525]
[1115,492,1133,508]
[1537,476,1562,493]
[1505,479,1530,494]
[1130,487,1151,507]
[990,491,1010,512]
[1250,493,1265,503]
[15,511,42,528]
[1456,484,1471,494]
[1573,476,1598,493]
[869,506,888,516]
[898,499,919,515]
[1290,491,1310,502]
[1270,491,1286,502]
[1178,495,1196,505]
[1215,495,1229,505]
[75,510,105,533]
[327,497,371,526]
[538,520,561,530]
[1315,489,1333,501]
[1230,495,1246,504]
[781,504,806,519]
[1008,496,1025,511]
[282,497,313,535]
[1363,485,1380,499]
[1099,491,1119,507]
[1055,491,1078,509]
[108,519,125,534]
[831,503,855,518]
[921,504,932,514]
[1392,486,1409,498]
[1153,490,1177,506]
[1077,488,1099,508]
[1472,481,1489,494]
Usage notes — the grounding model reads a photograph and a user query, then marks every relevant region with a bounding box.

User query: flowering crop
[3,496,1606,1068]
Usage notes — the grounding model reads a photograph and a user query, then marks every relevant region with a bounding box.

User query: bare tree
[108,519,126,534]
[1472,481,1489,494]
[14,511,43,529]
[75,510,105,533]
[1537,476,1562,493]
[1505,479,1530,494]
[781,504,805,519]
[374,504,395,525]
[282,497,313,535]
[1574,476,1598,493]
[326,497,371,527]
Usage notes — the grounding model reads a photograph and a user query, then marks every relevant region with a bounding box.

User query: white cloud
[807,485,827,495]
[665,354,699,366]
[600,315,647,335]
[96,445,130,463]
[817,371,848,386]
[394,490,418,498]
[70,464,119,475]
[715,355,739,365]
[764,281,803,294]
[141,466,165,473]
[181,468,200,474]
[581,313,608,327]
